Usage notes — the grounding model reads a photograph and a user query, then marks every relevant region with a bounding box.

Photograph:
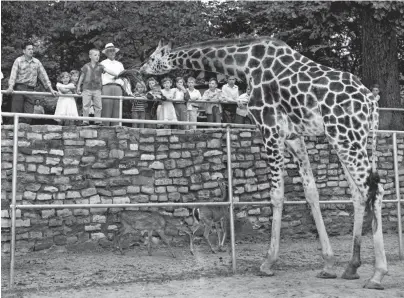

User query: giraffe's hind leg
[285,137,336,278]
[339,161,365,280]
[363,183,387,289]
[331,142,387,288]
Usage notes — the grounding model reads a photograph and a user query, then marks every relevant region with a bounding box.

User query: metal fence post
[393,133,403,260]
[226,125,237,273]
[9,114,19,289]
[119,96,123,126]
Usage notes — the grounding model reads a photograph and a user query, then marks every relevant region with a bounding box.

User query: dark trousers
[132,110,146,128]
[11,84,36,124]
[174,103,187,129]
[235,114,252,125]
[222,103,236,123]
[101,84,122,126]
[207,106,221,123]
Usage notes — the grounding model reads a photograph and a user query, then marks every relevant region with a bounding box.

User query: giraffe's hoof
[341,271,360,280]
[259,263,275,276]
[316,271,337,279]
[363,280,384,290]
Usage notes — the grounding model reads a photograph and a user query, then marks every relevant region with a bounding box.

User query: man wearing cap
[221,76,239,123]
[100,43,125,126]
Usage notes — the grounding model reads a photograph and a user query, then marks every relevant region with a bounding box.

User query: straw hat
[102,43,120,54]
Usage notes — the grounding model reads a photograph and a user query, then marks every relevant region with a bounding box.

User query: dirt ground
[1,234,403,298]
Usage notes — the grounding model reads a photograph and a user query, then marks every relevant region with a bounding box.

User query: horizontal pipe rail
[379,107,404,112]
[2,112,404,133]
[0,90,243,105]
[1,112,403,134]
[13,199,403,210]
[3,90,404,110]
[0,112,256,129]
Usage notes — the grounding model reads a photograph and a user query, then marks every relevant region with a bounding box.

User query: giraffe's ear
[157,39,164,49]
[167,41,173,51]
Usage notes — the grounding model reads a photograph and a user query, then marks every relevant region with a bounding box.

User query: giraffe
[139,37,387,289]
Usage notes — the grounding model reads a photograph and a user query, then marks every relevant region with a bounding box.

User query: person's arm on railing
[57,83,76,94]
[76,73,84,95]
[38,63,58,96]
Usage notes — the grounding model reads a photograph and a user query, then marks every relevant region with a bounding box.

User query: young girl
[70,70,80,86]
[132,81,148,128]
[173,77,188,129]
[54,72,78,125]
[159,77,178,128]
[202,78,223,123]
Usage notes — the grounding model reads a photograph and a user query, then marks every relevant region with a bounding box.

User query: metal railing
[0,90,248,127]
[2,90,404,127]
[1,112,403,289]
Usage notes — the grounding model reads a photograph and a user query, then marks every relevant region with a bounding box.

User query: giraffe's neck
[168,39,291,83]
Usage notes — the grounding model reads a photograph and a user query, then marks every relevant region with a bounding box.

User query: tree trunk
[361,7,403,130]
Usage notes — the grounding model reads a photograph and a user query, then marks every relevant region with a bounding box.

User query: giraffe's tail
[365,171,380,232]
[366,96,380,232]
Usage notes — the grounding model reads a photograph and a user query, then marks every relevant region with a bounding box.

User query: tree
[360,2,404,130]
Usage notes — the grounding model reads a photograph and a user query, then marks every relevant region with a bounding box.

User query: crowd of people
[3,42,253,128]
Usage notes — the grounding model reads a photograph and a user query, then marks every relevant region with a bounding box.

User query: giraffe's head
[140,40,173,75]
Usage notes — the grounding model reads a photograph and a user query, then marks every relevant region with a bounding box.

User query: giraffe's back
[269,45,376,144]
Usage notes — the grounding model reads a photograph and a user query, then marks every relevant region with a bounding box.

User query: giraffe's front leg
[259,131,286,276]
[259,190,284,276]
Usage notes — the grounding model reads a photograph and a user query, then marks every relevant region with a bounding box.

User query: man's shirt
[100,59,124,86]
[9,56,52,89]
[221,83,239,101]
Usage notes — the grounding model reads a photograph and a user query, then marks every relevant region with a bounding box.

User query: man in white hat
[100,43,125,126]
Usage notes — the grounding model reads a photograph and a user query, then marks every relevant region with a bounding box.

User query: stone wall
[1,124,403,253]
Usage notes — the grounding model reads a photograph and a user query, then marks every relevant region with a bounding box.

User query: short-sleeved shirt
[202,88,223,114]
[81,62,105,91]
[8,56,52,88]
[100,59,124,86]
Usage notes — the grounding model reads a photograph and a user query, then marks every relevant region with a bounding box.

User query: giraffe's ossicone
[140,37,387,290]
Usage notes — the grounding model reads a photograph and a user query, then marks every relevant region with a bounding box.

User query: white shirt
[221,83,239,101]
[174,88,185,102]
[100,59,124,86]
[186,88,202,111]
